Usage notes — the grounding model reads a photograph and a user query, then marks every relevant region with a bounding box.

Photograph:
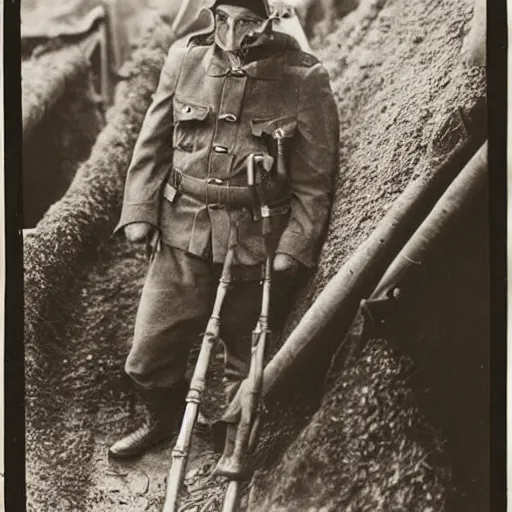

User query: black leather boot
[108,382,187,459]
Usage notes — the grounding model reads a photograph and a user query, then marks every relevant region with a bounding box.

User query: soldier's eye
[215,11,228,23]
[239,18,258,27]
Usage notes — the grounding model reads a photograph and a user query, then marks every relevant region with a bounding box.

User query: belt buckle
[261,205,271,218]
[206,178,224,207]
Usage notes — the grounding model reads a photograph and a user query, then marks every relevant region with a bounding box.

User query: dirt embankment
[249,173,489,512]
[24,21,176,511]
[22,45,104,228]
[246,0,486,509]
[24,0,486,510]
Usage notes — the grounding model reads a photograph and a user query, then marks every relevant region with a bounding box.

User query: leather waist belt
[174,169,253,208]
[169,169,291,214]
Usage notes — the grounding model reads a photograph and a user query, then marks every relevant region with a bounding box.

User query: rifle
[219,252,272,512]
[216,152,279,511]
[162,220,239,512]
[165,149,284,510]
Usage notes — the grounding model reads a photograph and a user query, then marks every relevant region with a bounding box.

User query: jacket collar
[206,43,287,80]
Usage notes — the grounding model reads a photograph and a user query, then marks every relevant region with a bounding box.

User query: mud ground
[24,0,486,510]
[25,237,230,512]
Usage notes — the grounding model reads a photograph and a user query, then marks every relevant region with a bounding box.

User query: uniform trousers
[125,243,298,401]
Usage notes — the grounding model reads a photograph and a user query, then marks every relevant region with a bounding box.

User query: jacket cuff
[113,202,159,235]
[276,231,317,268]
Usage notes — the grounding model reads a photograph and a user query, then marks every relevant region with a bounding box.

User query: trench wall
[23,20,174,428]
[22,44,104,228]
[247,0,487,509]
[249,171,489,512]
[24,20,177,510]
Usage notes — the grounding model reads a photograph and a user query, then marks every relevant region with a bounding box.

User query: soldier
[109,0,339,459]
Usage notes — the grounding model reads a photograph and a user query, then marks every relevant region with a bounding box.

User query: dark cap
[212,0,270,19]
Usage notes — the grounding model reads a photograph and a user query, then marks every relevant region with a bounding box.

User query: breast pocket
[250,115,298,141]
[250,115,298,158]
[173,97,209,153]
[249,115,297,169]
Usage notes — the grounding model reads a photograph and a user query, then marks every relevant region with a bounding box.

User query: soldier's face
[214,5,266,52]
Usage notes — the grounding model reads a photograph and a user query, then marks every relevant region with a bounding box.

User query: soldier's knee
[124,353,152,387]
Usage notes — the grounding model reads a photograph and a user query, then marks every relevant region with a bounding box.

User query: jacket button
[230,69,245,77]
[219,113,237,123]
[182,105,192,113]
[213,145,229,154]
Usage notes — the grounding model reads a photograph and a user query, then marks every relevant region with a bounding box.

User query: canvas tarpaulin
[21,0,108,38]
[21,0,312,65]
[21,0,167,70]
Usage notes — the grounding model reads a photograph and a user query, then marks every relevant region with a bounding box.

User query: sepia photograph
[4,0,505,510]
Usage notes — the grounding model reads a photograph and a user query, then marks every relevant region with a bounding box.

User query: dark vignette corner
[4,0,26,510]
[487,0,507,510]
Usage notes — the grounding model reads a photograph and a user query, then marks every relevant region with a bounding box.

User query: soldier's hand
[273,253,301,274]
[124,222,155,243]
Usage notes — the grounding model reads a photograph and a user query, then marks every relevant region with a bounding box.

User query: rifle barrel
[163,400,199,512]
[222,481,241,512]
[162,224,238,511]
[260,254,272,322]
[218,253,272,501]
[163,342,214,511]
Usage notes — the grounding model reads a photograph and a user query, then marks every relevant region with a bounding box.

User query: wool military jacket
[116,26,339,268]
